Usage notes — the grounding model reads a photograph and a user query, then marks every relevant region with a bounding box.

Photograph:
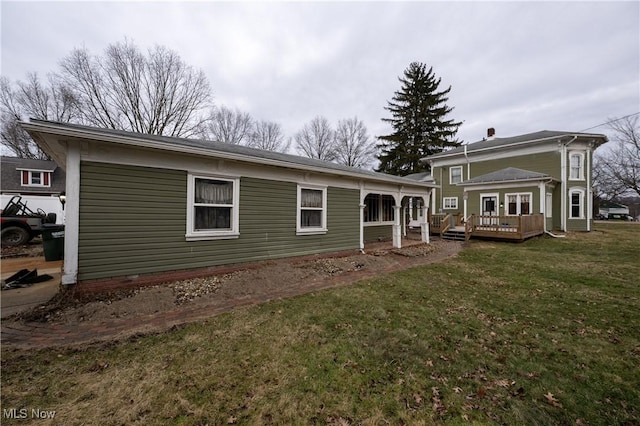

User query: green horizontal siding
[465,185,539,216]
[78,162,360,281]
[470,152,560,179]
[363,225,392,242]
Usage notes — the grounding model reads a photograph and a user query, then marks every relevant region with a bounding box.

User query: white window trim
[297,184,327,235]
[185,174,240,241]
[20,170,51,188]
[568,151,585,181]
[449,166,463,185]
[504,192,533,216]
[568,187,585,219]
[363,193,395,226]
[443,197,458,210]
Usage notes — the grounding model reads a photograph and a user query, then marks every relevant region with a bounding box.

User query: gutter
[456,176,559,187]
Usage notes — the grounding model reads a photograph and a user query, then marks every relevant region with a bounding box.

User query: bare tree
[334,117,376,168]
[1,74,76,159]
[294,116,335,161]
[247,120,289,152]
[207,105,253,144]
[59,39,212,138]
[594,115,640,199]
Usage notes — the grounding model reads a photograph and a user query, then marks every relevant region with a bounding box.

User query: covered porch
[360,189,433,250]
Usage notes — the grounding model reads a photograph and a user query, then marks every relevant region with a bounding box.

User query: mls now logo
[3,408,56,419]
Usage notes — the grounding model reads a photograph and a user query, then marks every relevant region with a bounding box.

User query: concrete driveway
[1,257,62,318]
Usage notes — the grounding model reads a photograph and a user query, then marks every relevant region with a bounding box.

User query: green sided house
[21,120,436,287]
[422,128,608,240]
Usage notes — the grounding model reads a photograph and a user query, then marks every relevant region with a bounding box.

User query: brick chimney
[487,128,496,139]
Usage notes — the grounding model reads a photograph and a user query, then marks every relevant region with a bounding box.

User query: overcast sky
[1,1,638,148]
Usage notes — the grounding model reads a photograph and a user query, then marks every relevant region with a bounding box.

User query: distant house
[21,120,436,288]
[0,156,66,223]
[422,128,608,240]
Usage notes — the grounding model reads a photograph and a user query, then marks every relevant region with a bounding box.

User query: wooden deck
[430,213,544,241]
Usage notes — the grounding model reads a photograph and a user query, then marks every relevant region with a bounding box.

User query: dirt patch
[5,240,462,345]
[0,239,44,258]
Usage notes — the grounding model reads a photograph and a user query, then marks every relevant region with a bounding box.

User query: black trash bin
[41,224,65,261]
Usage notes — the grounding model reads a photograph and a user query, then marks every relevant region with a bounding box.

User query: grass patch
[2,223,639,424]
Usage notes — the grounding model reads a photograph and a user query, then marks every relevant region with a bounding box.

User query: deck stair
[442,226,467,241]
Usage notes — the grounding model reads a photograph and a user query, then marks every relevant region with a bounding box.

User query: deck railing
[467,214,544,240]
[440,214,452,238]
[430,213,454,237]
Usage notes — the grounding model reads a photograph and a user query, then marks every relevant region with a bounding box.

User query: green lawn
[2,223,639,425]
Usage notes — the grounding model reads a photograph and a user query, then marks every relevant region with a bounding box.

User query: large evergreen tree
[377,62,462,175]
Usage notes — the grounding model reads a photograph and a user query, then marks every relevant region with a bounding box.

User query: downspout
[464,144,470,180]
[464,144,470,221]
[545,230,566,238]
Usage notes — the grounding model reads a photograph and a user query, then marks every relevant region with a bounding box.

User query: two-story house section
[1,156,66,223]
[423,129,608,235]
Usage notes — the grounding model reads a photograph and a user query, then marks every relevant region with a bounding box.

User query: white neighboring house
[1,156,66,224]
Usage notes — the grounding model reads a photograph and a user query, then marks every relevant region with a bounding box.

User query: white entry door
[481,195,498,225]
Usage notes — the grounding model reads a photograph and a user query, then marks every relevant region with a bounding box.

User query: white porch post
[463,190,468,220]
[392,205,402,248]
[421,200,430,244]
[359,203,365,251]
[62,142,80,285]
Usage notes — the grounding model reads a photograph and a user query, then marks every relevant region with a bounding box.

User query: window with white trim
[569,188,584,219]
[505,193,532,215]
[443,197,458,210]
[186,175,239,240]
[20,170,51,187]
[569,152,584,180]
[364,194,395,223]
[297,185,327,234]
[450,166,463,184]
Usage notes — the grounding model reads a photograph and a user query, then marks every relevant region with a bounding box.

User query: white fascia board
[21,121,437,190]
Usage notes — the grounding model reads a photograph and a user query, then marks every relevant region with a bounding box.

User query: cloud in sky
[1,1,638,146]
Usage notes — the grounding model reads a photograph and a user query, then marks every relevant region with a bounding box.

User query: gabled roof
[457,167,555,186]
[403,172,434,182]
[1,156,57,171]
[424,130,608,161]
[20,119,437,189]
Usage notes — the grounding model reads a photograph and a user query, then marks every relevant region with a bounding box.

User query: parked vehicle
[607,213,631,221]
[1,196,57,246]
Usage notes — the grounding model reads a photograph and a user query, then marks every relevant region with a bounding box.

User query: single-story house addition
[21,120,437,286]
